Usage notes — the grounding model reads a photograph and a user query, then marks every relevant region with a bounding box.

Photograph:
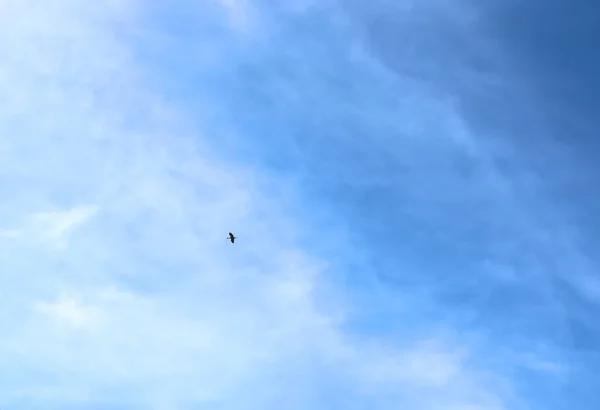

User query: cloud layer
[0,0,597,409]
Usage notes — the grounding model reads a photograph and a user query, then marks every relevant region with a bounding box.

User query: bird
[227,232,236,243]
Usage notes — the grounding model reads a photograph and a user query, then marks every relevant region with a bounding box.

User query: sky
[0,0,599,409]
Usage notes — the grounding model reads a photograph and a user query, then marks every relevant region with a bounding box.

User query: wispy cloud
[0,0,592,409]
[213,0,257,31]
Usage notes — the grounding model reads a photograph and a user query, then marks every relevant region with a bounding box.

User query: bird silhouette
[227,232,236,243]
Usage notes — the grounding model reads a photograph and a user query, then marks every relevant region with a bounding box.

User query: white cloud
[0,205,98,249]
[35,206,99,247]
[213,0,258,32]
[34,296,99,327]
[368,342,465,387]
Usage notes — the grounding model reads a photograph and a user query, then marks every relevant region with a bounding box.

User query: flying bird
[227,232,236,243]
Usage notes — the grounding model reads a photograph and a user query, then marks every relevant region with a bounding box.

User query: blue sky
[0,0,598,409]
